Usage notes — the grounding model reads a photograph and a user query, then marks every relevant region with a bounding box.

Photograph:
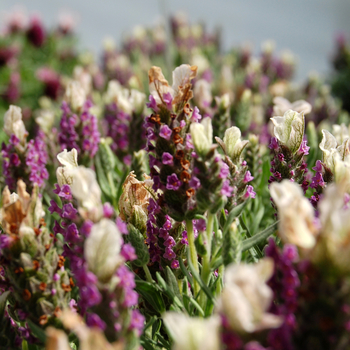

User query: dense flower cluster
[0,8,350,350]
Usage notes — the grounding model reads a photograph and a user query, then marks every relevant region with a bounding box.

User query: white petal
[84,219,122,283]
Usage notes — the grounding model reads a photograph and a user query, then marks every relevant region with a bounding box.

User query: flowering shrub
[0,7,350,350]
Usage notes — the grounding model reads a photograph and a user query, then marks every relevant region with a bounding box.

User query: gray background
[1,0,350,82]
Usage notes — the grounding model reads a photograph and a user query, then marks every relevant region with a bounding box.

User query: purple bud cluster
[2,131,49,191]
[50,183,143,339]
[268,137,309,192]
[265,238,299,350]
[1,135,23,190]
[26,130,49,188]
[145,95,199,221]
[223,158,256,210]
[59,100,100,162]
[309,160,333,208]
[104,103,131,164]
[103,102,147,165]
[146,197,181,269]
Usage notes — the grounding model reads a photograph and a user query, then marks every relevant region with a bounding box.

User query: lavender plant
[0,8,350,350]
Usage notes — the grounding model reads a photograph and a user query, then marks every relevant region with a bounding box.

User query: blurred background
[1,0,350,82]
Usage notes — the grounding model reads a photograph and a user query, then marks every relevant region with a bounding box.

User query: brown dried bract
[181,159,190,170]
[23,289,31,301]
[118,171,154,222]
[173,134,183,145]
[61,283,72,292]
[186,188,195,198]
[33,260,40,270]
[148,66,171,105]
[39,315,48,325]
[180,171,191,183]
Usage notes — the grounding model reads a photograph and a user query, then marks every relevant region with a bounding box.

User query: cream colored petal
[172,64,197,95]
[84,219,123,283]
[57,149,78,168]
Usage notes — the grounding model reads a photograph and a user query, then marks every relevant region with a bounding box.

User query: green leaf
[223,200,249,235]
[26,319,46,344]
[242,221,279,252]
[166,266,183,303]
[156,272,183,310]
[182,295,205,317]
[186,250,214,302]
[179,258,193,287]
[211,256,223,270]
[0,291,10,321]
[135,279,166,315]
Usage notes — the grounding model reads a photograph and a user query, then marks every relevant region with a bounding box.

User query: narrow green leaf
[242,221,279,252]
[26,319,46,343]
[0,291,10,321]
[166,266,183,303]
[182,295,205,317]
[186,250,214,302]
[211,256,223,270]
[135,279,166,314]
[179,258,193,287]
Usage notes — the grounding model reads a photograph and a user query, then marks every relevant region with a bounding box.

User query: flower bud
[217,126,249,163]
[270,180,318,249]
[126,224,150,267]
[84,219,123,283]
[105,80,132,114]
[56,149,78,186]
[4,105,28,146]
[64,81,86,111]
[273,97,312,116]
[163,312,220,350]
[70,166,103,222]
[222,221,242,266]
[119,172,153,230]
[217,258,282,333]
[270,109,305,154]
[130,89,146,115]
[190,120,212,157]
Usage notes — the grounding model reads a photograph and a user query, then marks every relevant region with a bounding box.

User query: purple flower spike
[159,125,172,140]
[269,137,279,150]
[62,203,78,220]
[219,162,230,179]
[162,152,174,165]
[121,243,137,261]
[310,172,325,189]
[166,173,181,190]
[163,92,173,110]
[244,185,256,199]
[48,200,62,215]
[189,176,201,189]
[86,313,106,331]
[221,180,234,197]
[163,247,176,260]
[312,160,323,172]
[171,260,180,269]
[191,106,202,122]
[58,184,73,200]
[299,140,310,155]
[129,310,145,335]
[146,95,158,110]
[243,170,254,183]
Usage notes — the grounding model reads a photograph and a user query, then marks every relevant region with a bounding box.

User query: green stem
[216,265,224,296]
[143,264,153,283]
[107,171,118,209]
[200,212,214,308]
[186,219,200,296]
[22,340,28,350]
